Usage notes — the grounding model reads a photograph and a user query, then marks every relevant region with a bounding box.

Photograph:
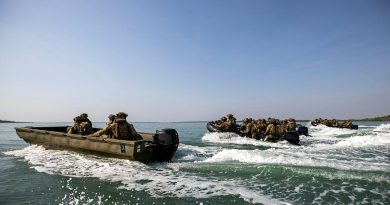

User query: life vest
[286,121,296,131]
[113,119,134,140]
[79,122,93,135]
[266,124,278,135]
[278,124,286,135]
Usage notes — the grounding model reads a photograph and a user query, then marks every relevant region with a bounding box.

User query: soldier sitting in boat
[217,114,237,132]
[250,119,264,140]
[240,118,254,137]
[215,116,227,126]
[264,119,279,142]
[68,116,93,135]
[67,116,81,134]
[277,120,287,139]
[286,118,296,131]
[80,113,92,126]
[90,112,141,140]
[97,114,116,138]
[254,119,267,139]
[331,119,339,127]
[341,120,353,129]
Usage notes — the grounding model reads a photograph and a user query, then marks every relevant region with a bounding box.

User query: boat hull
[15,126,178,163]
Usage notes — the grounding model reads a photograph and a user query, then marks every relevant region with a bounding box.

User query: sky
[0,0,389,122]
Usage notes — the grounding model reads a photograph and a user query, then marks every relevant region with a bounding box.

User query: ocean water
[0,121,389,205]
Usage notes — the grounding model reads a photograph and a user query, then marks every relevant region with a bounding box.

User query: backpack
[113,121,133,140]
[79,122,93,135]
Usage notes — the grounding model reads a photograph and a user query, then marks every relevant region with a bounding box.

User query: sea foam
[204,148,390,172]
[373,123,390,132]
[202,132,297,148]
[309,124,358,138]
[4,145,286,204]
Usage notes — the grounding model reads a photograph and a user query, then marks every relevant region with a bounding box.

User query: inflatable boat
[206,122,308,145]
[311,122,358,130]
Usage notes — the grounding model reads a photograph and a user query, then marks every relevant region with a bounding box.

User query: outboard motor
[152,129,179,162]
[297,126,309,136]
[284,131,300,145]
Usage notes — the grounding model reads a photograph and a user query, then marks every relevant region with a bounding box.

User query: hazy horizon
[1,0,389,122]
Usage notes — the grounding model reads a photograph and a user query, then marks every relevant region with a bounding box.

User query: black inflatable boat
[311,122,358,130]
[206,121,308,145]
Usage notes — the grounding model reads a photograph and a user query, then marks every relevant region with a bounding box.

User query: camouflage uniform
[218,114,237,132]
[95,114,116,138]
[79,121,93,135]
[215,116,227,126]
[331,119,339,128]
[68,117,81,134]
[80,113,92,126]
[90,112,141,140]
[277,122,287,140]
[68,116,90,135]
[256,119,268,139]
[286,119,296,131]
[240,118,253,137]
[343,120,353,129]
[251,119,265,139]
[264,120,279,142]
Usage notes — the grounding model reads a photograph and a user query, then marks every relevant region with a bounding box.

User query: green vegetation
[352,115,390,121]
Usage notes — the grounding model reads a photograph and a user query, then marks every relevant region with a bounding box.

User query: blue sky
[0,0,389,122]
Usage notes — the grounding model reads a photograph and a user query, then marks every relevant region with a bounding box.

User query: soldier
[80,113,92,126]
[68,116,82,134]
[342,120,353,129]
[331,119,339,128]
[107,114,115,125]
[257,119,268,138]
[277,120,287,140]
[79,120,93,135]
[286,118,296,131]
[251,119,266,140]
[215,116,227,126]
[240,118,254,137]
[94,114,116,138]
[325,119,333,127]
[264,119,279,142]
[218,114,237,132]
[90,112,141,140]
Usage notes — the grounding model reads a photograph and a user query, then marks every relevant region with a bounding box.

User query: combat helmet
[74,116,82,123]
[116,112,128,119]
[108,114,115,121]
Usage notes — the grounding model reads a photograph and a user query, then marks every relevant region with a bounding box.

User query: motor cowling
[284,131,300,145]
[351,125,359,130]
[152,129,179,162]
[297,126,309,136]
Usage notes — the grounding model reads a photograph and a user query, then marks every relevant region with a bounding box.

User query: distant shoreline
[350,115,390,121]
[0,120,31,123]
[1,115,389,123]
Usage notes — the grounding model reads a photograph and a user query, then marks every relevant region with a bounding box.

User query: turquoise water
[1,121,389,204]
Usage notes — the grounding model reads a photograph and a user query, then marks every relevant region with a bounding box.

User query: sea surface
[0,121,389,205]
